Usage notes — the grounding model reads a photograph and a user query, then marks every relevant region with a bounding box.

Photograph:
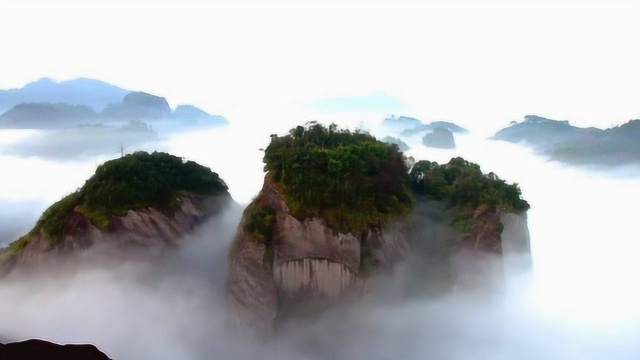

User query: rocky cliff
[227,124,531,335]
[228,176,408,334]
[0,151,230,277]
[228,175,529,336]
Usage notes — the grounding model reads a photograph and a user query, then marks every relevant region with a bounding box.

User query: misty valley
[0,79,639,359]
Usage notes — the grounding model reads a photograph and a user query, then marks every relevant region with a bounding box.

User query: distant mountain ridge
[493,115,640,166]
[0,78,227,129]
[0,78,129,113]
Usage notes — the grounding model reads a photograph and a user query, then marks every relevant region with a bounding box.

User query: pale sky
[1,0,639,132]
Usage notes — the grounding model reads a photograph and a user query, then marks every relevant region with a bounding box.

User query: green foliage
[263,122,413,235]
[9,235,32,254]
[244,202,277,244]
[35,191,83,244]
[243,200,277,265]
[0,235,33,262]
[410,157,530,212]
[33,151,228,244]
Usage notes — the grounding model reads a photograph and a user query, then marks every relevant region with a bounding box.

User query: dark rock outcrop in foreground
[227,123,531,336]
[0,339,111,360]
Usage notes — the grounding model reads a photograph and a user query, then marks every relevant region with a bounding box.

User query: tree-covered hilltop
[410,157,529,212]
[259,123,530,239]
[409,157,529,251]
[33,151,228,244]
[263,122,413,235]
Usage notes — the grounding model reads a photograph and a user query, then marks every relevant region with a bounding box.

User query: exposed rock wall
[62,194,217,249]
[363,224,409,269]
[274,216,360,274]
[501,211,533,273]
[227,229,278,336]
[227,177,533,335]
[227,177,410,334]
[274,258,356,299]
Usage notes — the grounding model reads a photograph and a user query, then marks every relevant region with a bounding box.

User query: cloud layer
[0,124,639,359]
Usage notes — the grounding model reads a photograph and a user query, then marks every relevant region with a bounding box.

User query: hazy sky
[1,0,639,132]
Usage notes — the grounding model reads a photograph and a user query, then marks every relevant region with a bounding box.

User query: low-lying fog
[0,120,639,359]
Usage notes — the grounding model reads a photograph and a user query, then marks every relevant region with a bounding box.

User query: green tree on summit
[263,122,412,235]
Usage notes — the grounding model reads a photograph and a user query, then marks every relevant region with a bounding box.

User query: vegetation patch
[0,235,33,261]
[244,201,277,245]
[410,157,529,243]
[243,200,277,264]
[410,157,529,212]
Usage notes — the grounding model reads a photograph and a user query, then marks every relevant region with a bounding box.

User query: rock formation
[102,91,172,121]
[227,124,531,335]
[228,176,408,334]
[423,126,456,149]
[0,194,228,277]
[0,151,231,277]
[0,339,112,360]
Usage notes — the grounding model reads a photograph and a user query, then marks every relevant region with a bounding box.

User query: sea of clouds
[0,119,639,359]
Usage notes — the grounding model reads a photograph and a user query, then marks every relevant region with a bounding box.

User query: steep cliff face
[501,211,533,273]
[1,194,229,277]
[227,177,409,334]
[227,177,532,334]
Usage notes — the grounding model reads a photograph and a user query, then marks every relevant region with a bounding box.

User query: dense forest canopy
[34,151,228,244]
[410,157,530,212]
[263,122,413,235]
[261,123,528,239]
